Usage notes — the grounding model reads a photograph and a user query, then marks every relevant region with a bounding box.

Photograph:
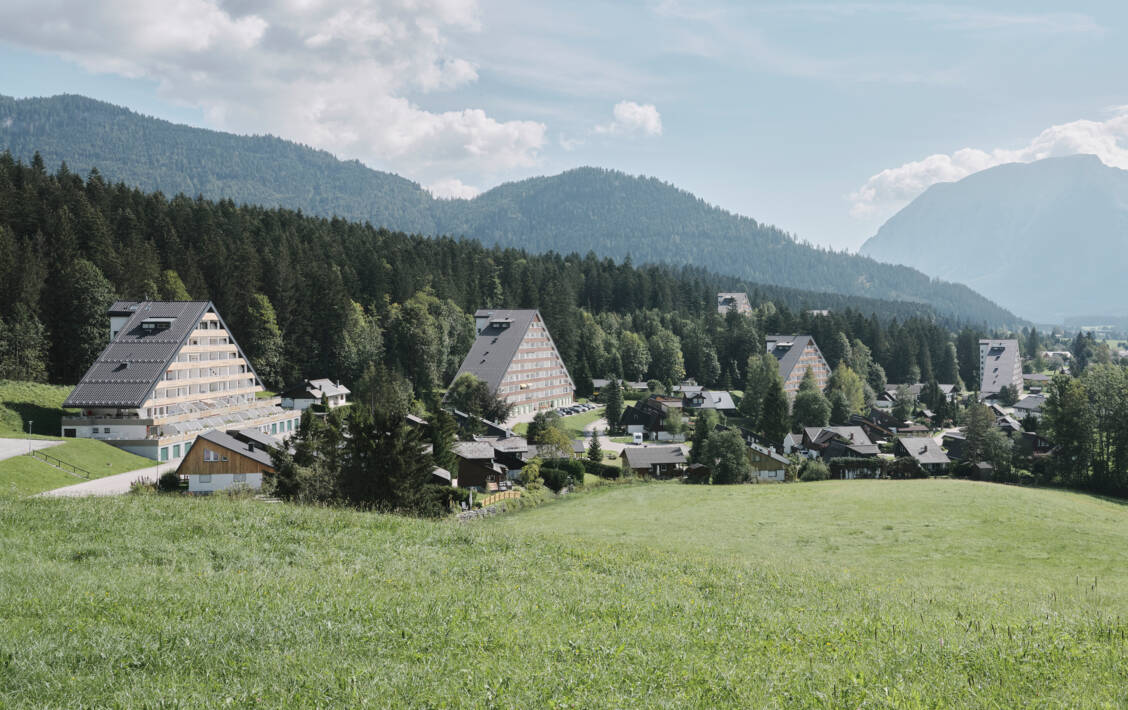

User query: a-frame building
[62,301,299,462]
[451,309,574,417]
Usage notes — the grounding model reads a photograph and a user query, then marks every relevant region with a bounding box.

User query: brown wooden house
[176,429,276,493]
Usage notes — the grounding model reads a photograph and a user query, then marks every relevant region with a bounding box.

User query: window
[271,422,278,435]
[233,473,246,483]
[204,448,220,462]
[172,444,181,458]
[160,447,169,462]
[199,474,212,483]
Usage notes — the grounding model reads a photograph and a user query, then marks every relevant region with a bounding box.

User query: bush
[157,471,182,493]
[799,459,830,482]
[828,457,884,480]
[684,465,710,484]
[885,457,926,479]
[411,485,463,518]
[539,467,571,493]
[583,459,621,479]
[543,458,584,480]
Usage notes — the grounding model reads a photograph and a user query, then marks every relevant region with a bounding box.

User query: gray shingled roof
[65,301,214,408]
[453,441,496,461]
[896,437,950,466]
[980,339,1020,394]
[194,429,276,468]
[1014,394,1045,412]
[765,335,818,384]
[717,292,752,314]
[621,445,687,469]
[308,378,351,397]
[749,440,789,466]
[452,310,538,394]
[686,390,736,410]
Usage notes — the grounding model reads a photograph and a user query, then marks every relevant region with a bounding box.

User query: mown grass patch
[0,380,74,437]
[0,480,1124,707]
[0,439,154,497]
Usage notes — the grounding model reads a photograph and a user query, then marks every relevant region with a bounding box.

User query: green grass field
[0,439,155,497]
[0,380,75,437]
[0,480,1125,707]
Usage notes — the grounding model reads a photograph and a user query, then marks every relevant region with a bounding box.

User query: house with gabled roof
[893,437,950,474]
[62,301,299,463]
[452,310,574,417]
[765,335,831,397]
[280,378,350,410]
[620,445,687,477]
[801,426,879,460]
[176,428,277,493]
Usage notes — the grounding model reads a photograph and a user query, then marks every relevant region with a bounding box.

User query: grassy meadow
[0,439,156,497]
[0,379,74,437]
[1,480,1126,707]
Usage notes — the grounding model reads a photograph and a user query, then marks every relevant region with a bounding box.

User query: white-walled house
[281,379,351,410]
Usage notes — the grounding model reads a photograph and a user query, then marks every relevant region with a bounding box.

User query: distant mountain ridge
[0,93,1018,325]
[860,155,1128,322]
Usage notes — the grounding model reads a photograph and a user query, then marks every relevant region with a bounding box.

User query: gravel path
[37,462,177,498]
[0,438,62,462]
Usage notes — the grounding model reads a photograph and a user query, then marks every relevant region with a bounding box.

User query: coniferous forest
[0,94,1019,325]
[0,152,985,403]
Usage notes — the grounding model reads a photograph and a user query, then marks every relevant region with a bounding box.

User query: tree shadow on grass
[2,401,71,437]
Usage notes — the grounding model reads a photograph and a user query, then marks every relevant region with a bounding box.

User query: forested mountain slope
[861,155,1128,322]
[0,93,1017,325]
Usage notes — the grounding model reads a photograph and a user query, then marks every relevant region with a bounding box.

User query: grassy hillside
[0,94,1018,325]
[0,439,155,497]
[0,480,1124,707]
[0,380,74,437]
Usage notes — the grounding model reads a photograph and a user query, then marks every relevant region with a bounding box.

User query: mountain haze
[0,93,1017,325]
[861,155,1128,322]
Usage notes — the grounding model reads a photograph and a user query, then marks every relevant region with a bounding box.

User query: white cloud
[595,101,663,137]
[850,107,1128,218]
[426,177,480,199]
[0,0,545,180]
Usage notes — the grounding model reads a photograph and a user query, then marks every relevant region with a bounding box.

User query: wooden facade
[177,437,276,476]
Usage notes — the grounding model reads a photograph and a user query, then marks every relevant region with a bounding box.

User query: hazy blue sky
[2,1,1126,250]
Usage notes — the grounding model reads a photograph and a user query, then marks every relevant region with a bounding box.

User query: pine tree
[243,293,285,389]
[586,428,603,463]
[604,378,624,434]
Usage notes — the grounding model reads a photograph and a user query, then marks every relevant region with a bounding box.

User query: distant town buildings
[452,310,574,416]
[765,335,831,396]
[280,379,351,410]
[62,301,298,463]
[978,339,1023,395]
[716,292,752,315]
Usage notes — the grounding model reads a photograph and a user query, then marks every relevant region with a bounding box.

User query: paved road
[37,462,177,498]
[0,438,62,462]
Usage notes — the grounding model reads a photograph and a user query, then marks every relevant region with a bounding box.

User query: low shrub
[583,460,621,479]
[543,458,584,481]
[885,457,926,480]
[539,467,571,493]
[412,485,463,518]
[157,471,182,493]
[798,459,830,482]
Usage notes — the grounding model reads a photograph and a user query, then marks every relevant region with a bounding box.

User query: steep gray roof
[765,335,819,382]
[65,301,217,408]
[717,292,752,314]
[194,429,275,468]
[452,310,540,394]
[621,445,687,469]
[749,440,789,465]
[896,437,950,466]
[980,339,1020,394]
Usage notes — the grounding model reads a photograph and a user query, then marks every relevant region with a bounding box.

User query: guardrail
[28,449,92,479]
